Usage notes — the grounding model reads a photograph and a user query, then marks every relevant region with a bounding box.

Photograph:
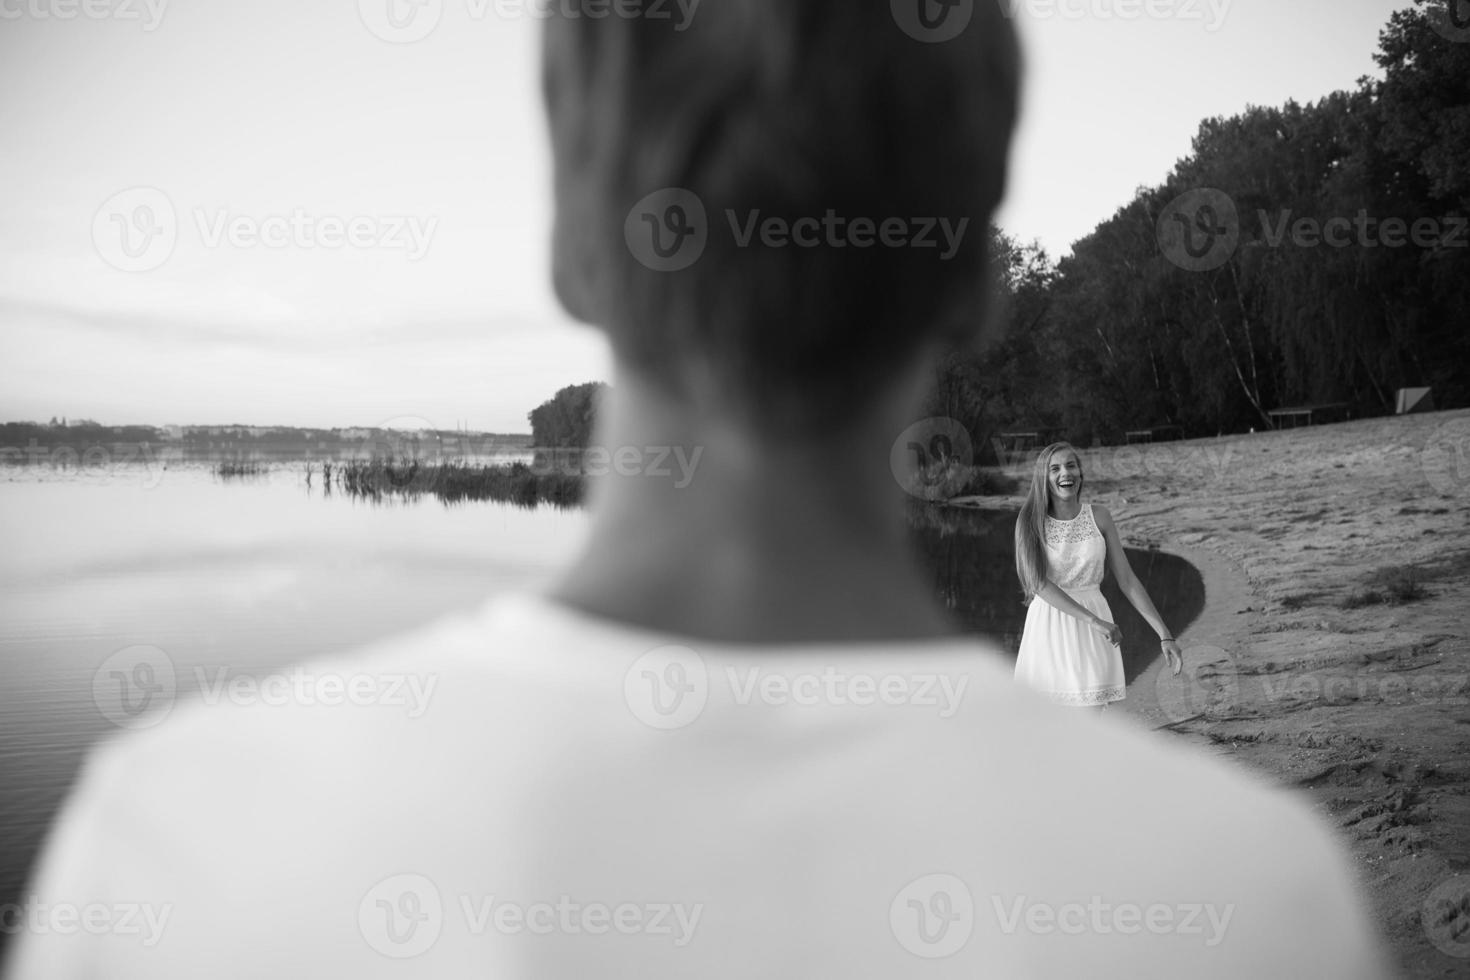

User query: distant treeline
[0,420,162,451]
[928,0,1468,448]
[0,421,531,460]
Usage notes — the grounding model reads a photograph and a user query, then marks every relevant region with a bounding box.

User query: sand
[954,407,1470,978]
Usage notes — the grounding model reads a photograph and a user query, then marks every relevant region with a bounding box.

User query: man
[6,2,1392,976]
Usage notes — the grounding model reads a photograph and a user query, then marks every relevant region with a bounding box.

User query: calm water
[0,461,589,920]
[0,464,1202,927]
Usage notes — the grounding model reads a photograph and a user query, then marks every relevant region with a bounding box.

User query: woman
[1013,442,1183,707]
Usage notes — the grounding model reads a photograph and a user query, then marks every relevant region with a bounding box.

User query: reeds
[213,460,269,478]
[326,457,583,509]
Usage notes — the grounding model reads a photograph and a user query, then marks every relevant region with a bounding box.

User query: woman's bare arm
[1093,504,1184,672]
[1093,505,1171,637]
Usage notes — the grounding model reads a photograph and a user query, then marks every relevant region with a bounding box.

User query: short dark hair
[544,0,1022,434]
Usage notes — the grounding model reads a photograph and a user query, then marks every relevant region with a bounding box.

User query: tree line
[528,382,609,448]
[927,0,1468,448]
[531,4,1467,455]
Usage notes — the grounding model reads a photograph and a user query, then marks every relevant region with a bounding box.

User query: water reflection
[0,463,589,937]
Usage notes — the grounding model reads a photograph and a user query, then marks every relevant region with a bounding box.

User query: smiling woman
[1012,441,1184,707]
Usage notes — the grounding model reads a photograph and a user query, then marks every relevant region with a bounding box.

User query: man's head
[543,0,1022,436]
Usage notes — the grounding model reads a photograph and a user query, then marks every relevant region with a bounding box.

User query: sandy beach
[955,407,1470,978]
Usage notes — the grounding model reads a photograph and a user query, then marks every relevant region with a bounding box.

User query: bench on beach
[1266,402,1352,428]
[993,427,1063,466]
[1124,425,1184,445]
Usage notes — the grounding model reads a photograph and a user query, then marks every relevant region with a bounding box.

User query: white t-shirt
[5,591,1392,978]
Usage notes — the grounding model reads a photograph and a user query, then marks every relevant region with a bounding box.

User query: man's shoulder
[1006,699,1321,825]
[923,689,1348,876]
[84,601,504,780]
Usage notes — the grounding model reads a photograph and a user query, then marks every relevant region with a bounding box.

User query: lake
[0,462,1202,939]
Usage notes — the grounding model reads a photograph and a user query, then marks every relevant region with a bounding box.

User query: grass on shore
[331,454,1016,509]
[330,458,584,509]
[213,450,1021,509]
[213,461,269,478]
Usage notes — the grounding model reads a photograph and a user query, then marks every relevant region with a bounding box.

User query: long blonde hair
[1014,441,1080,605]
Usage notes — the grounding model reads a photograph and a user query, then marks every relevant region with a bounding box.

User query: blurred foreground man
[7,2,1393,977]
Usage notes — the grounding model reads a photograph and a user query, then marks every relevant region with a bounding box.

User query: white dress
[1013,502,1126,705]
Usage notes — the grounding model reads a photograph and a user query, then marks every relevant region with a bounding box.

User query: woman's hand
[1161,639,1184,676]
[1092,618,1123,647]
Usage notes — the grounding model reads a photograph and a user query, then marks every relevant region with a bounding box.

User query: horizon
[1,417,534,436]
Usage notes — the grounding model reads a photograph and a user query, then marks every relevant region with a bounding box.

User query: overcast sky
[0,0,1406,432]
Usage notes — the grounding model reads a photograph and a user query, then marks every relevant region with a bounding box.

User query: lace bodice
[1044,503,1106,593]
